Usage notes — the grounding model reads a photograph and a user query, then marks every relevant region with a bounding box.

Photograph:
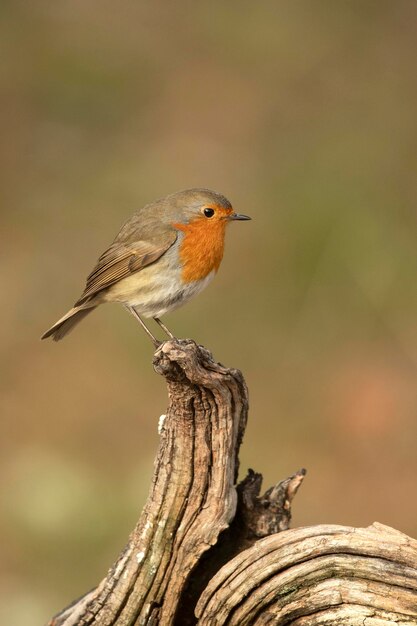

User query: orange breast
[173,218,227,283]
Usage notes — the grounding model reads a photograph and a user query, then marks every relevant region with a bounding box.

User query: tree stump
[48,340,417,626]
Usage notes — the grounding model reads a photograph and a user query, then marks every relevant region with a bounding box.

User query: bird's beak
[228,212,251,221]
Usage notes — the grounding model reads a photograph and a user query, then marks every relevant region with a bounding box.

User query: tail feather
[41,306,97,341]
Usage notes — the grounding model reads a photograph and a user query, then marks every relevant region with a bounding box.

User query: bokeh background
[1,1,417,623]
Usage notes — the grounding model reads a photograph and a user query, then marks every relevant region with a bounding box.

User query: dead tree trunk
[48,340,417,626]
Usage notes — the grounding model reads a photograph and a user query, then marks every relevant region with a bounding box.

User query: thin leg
[154,317,176,340]
[125,305,160,347]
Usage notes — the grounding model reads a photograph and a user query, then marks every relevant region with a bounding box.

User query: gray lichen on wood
[48,340,417,626]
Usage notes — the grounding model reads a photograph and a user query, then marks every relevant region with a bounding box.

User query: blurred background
[1,1,417,623]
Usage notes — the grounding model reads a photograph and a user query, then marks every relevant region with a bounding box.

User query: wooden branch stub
[236,467,306,542]
[196,522,417,625]
[49,340,248,626]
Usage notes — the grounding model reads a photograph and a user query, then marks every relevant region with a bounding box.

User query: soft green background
[1,2,417,624]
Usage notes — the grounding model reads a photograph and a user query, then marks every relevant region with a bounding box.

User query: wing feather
[75,232,177,305]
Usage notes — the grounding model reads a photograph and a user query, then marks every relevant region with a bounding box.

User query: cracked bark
[48,340,417,626]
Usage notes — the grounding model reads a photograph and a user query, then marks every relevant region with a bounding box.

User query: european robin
[41,188,250,345]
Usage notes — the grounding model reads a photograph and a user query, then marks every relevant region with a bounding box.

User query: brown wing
[75,231,177,305]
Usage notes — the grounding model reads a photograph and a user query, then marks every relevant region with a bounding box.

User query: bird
[41,188,251,345]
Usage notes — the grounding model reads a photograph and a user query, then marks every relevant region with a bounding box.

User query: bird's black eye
[203,207,215,218]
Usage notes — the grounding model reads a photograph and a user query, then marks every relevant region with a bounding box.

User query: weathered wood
[49,339,248,626]
[196,523,417,625]
[173,468,307,626]
[48,340,417,626]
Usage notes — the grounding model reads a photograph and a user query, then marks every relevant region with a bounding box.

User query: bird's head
[159,188,251,227]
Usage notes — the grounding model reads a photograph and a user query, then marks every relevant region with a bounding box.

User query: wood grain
[48,341,417,626]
